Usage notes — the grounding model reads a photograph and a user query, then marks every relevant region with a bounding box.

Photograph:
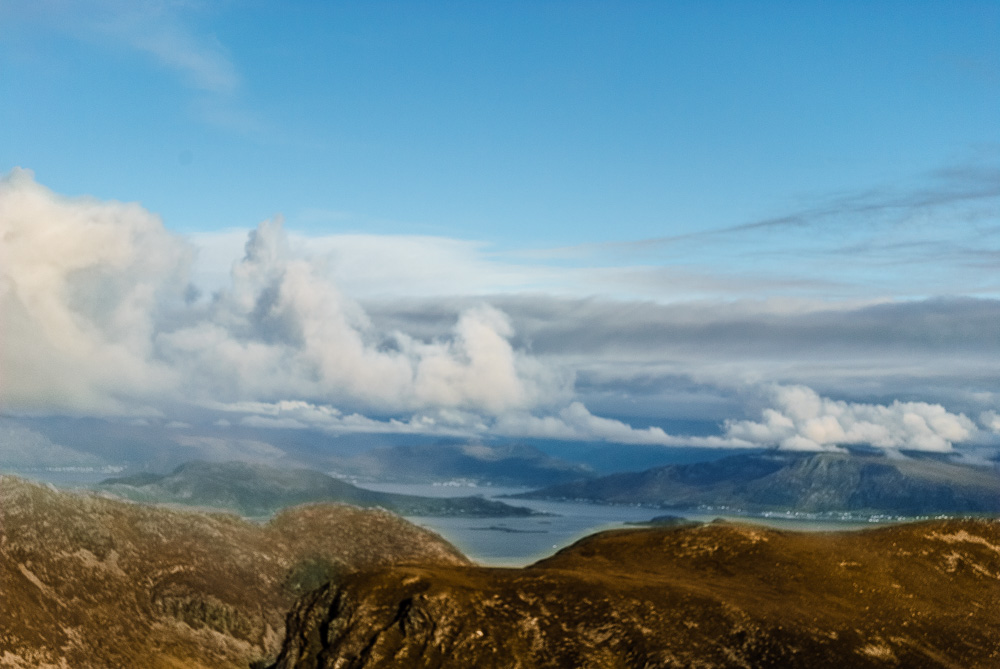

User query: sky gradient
[1,1,999,469]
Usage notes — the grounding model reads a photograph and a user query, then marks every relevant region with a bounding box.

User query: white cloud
[0,172,988,454]
[188,229,571,300]
[981,411,1000,433]
[724,385,976,452]
[208,397,724,446]
[0,168,188,415]
[0,171,566,422]
[239,416,310,431]
[188,228,853,303]
[215,399,486,438]
[494,402,746,448]
[162,216,567,413]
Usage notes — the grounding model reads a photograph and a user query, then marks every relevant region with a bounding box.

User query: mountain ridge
[511,451,1000,516]
[269,517,1000,668]
[327,442,594,486]
[0,475,467,668]
[99,459,540,517]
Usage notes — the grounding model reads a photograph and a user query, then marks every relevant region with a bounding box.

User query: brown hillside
[272,518,1000,668]
[0,476,467,668]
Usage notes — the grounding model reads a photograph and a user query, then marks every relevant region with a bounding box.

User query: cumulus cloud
[160,216,565,413]
[0,168,189,415]
[724,385,976,452]
[0,170,565,423]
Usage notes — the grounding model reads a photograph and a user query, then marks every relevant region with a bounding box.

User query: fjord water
[358,482,876,566]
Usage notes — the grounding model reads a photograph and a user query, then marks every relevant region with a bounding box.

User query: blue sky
[4,1,997,243]
[1,1,999,467]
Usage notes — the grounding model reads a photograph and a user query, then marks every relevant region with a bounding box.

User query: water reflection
[357,482,880,567]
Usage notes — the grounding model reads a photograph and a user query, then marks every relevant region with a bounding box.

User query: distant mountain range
[511,451,1000,516]
[328,442,594,486]
[99,460,539,517]
[270,518,1000,668]
[1,475,466,668]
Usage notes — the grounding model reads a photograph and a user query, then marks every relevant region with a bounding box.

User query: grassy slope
[273,518,1000,668]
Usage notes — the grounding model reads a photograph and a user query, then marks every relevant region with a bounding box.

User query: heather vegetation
[272,518,1000,668]
[0,476,467,668]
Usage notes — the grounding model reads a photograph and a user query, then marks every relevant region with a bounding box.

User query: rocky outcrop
[0,476,467,668]
[271,519,1000,668]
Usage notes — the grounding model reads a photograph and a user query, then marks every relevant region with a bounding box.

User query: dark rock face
[271,519,1000,668]
[0,476,468,668]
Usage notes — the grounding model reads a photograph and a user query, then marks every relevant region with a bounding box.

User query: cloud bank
[0,170,994,455]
